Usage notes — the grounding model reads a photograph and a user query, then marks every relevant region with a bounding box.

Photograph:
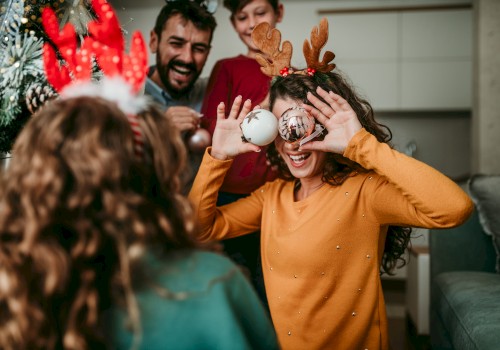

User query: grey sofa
[430,178,500,350]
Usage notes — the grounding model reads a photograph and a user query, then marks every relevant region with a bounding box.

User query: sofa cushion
[468,174,500,273]
[433,271,500,349]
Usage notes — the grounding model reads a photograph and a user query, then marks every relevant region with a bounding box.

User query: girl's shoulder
[215,55,258,68]
[159,250,242,282]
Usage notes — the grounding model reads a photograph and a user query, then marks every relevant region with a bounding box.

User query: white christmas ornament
[240,109,279,146]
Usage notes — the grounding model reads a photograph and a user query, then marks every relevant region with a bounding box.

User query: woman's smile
[287,152,311,167]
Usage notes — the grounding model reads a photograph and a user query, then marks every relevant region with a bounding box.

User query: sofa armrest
[429,209,496,282]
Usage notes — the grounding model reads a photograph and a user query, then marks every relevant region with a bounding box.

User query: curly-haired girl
[0,96,278,350]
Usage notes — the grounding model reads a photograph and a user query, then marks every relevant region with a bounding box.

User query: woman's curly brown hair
[268,72,412,275]
[0,97,200,349]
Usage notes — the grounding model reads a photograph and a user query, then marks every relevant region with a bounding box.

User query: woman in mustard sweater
[188,21,474,348]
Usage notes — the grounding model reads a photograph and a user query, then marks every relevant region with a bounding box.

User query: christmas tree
[0,0,97,153]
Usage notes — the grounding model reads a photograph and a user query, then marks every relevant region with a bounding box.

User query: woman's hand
[211,96,262,160]
[300,87,362,154]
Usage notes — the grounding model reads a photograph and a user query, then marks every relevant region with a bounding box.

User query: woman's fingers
[306,91,331,117]
[320,88,356,117]
[217,97,254,122]
[306,88,357,123]
[228,95,243,119]
[216,102,226,121]
[237,99,253,122]
[327,90,352,112]
[303,104,329,125]
[317,87,345,109]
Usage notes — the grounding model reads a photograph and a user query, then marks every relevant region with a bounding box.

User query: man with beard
[146,0,217,193]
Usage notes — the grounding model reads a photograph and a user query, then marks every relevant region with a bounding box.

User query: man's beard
[156,53,201,99]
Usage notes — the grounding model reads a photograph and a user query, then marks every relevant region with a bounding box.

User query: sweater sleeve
[343,128,474,228]
[188,148,264,242]
[201,60,232,135]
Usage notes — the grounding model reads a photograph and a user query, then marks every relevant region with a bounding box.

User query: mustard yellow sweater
[189,129,473,350]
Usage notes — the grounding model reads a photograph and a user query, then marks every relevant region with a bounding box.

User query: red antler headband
[41,0,149,159]
[251,18,336,78]
[42,0,148,94]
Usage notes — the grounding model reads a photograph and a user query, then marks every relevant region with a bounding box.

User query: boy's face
[231,0,283,56]
[150,14,212,98]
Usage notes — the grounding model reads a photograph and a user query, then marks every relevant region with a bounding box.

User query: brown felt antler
[303,18,336,73]
[251,22,292,77]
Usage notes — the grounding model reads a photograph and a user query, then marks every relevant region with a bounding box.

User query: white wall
[473,0,500,174]
[112,0,472,78]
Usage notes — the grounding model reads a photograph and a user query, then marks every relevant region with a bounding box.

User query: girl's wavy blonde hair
[0,96,200,349]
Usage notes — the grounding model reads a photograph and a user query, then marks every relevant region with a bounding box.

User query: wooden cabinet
[324,7,472,110]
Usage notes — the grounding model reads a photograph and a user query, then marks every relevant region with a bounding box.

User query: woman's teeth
[289,154,309,163]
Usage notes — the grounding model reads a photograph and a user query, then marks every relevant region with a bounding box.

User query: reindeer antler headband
[251,18,336,78]
[41,0,149,159]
